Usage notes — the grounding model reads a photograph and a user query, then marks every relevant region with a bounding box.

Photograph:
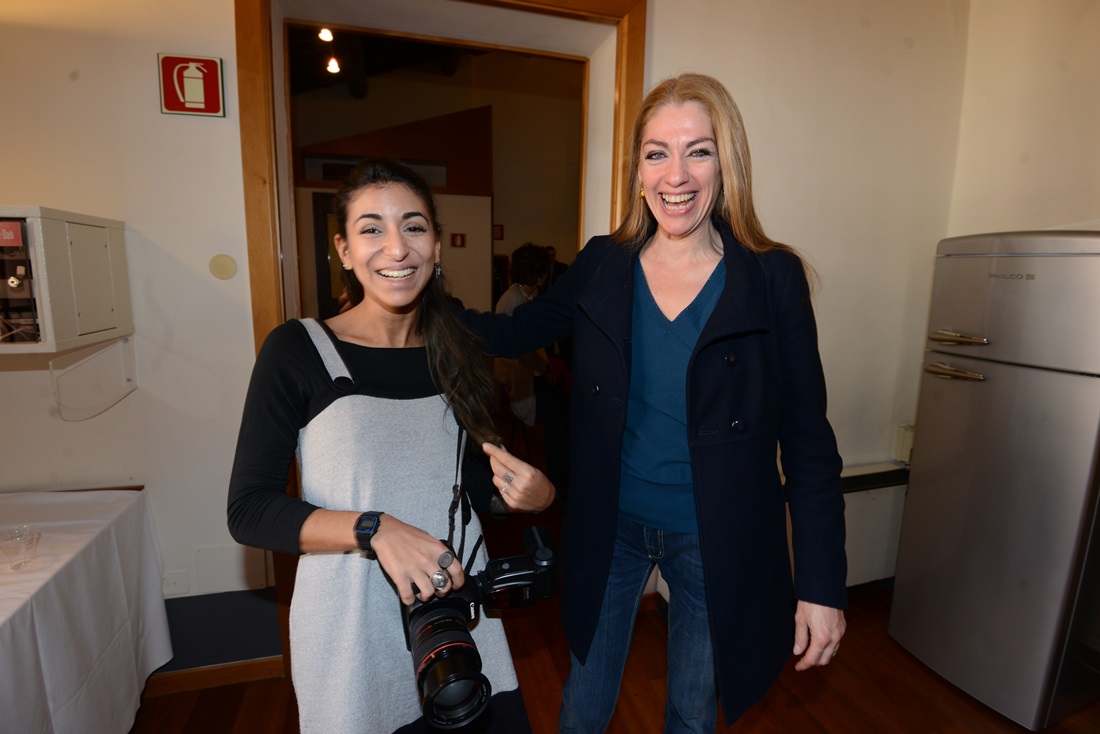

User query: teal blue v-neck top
[619,257,726,533]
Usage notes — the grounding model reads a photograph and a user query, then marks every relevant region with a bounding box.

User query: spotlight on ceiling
[318,28,333,42]
[327,57,340,74]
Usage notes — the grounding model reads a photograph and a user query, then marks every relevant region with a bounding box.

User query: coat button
[725,351,738,365]
[591,384,600,396]
[731,419,747,433]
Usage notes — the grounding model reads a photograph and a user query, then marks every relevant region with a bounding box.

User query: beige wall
[0,0,266,593]
[948,0,1100,234]
[2,0,1096,597]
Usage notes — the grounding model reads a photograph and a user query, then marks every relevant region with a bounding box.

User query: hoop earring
[434,261,442,279]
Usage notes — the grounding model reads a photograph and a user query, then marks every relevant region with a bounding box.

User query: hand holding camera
[401,525,558,729]
[369,514,468,606]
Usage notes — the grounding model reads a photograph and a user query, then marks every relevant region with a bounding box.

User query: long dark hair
[333,157,501,446]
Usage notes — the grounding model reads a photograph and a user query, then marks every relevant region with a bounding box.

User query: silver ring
[500,484,510,494]
[437,551,455,569]
[430,569,449,590]
[502,472,514,484]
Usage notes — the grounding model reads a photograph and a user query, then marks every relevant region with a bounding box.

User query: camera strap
[445,427,479,567]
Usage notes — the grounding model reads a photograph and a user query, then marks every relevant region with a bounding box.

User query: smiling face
[335,183,441,318]
[638,101,721,243]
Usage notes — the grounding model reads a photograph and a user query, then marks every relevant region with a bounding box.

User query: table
[0,490,173,734]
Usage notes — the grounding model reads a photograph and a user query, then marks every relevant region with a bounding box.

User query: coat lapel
[577,244,635,347]
[576,224,773,354]
[698,223,771,347]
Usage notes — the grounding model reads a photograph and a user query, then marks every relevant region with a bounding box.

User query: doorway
[284,26,586,318]
[232,0,646,679]
[233,0,645,352]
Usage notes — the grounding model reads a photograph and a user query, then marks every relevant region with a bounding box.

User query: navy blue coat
[462,221,846,723]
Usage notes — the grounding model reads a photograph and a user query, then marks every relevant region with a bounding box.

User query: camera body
[400,525,557,729]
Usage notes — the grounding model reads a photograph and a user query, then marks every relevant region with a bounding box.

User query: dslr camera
[401,525,557,729]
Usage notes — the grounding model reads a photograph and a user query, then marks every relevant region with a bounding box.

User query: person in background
[494,242,570,503]
[544,245,570,290]
[227,157,554,733]
[543,245,573,366]
[458,73,847,733]
[494,243,553,429]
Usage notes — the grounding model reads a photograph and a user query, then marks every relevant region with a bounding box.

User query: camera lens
[408,602,491,728]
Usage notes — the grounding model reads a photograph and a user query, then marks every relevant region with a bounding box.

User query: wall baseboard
[142,656,286,698]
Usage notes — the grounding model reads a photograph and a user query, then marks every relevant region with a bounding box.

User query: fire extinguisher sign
[158,54,225,117]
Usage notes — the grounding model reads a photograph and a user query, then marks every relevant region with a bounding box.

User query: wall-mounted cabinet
[0,206,133,354]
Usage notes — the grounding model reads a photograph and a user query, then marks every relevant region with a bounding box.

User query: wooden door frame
[232,0,646,677]
[234,0,645,348]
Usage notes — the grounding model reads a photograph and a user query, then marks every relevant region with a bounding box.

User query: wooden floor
[130,520,1100,733]
[130,427,1100,732]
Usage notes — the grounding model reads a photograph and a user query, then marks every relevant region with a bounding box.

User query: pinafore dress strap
[299,318,355,388]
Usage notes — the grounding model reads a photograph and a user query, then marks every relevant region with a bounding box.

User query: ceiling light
[327,57,340,74]
[318,28,333,42]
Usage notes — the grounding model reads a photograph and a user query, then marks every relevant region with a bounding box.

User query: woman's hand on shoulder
[481,442,555,512]
[370,515,466,605]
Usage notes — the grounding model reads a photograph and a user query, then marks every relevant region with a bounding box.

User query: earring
[343,263,353,271]
[434,261,442,278]
[638,187,645,198]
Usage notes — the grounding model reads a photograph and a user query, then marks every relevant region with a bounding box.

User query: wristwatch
[353,512,384,554]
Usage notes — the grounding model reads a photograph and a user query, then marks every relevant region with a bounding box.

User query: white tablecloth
[0,490,173,734]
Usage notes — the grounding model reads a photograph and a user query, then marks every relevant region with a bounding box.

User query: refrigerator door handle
[925,362,986,381]
[928,329,990,346]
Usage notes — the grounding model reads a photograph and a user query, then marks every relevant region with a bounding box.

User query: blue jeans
[559,518,717,733]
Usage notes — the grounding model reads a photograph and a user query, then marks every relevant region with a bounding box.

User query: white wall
[437,194,493,313]
[0,0,264,595]
[948,0,1100,235]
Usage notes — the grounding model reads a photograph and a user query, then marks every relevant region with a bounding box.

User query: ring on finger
[502,472,514,484]
[500,483,510,494]
[438,551,455,569]
[430,569,450,590]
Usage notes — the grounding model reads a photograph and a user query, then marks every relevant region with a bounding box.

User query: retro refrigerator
[889,230,1100,730]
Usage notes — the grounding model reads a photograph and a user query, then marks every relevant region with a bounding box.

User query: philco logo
[989,273,1035,280]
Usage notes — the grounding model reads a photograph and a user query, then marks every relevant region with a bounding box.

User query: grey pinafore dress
[289,319,520,733]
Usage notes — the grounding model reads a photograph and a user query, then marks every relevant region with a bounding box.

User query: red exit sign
[0,221,24,247]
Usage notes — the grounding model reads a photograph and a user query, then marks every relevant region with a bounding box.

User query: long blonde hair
[613,73,797,262]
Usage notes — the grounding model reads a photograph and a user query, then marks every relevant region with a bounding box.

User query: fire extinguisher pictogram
[174,62,207,109]
[159,54,224,117]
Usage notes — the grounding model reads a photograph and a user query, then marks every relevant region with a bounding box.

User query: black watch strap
[354,512,384,553]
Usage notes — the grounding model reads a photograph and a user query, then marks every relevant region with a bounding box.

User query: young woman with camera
[227,158,554,733]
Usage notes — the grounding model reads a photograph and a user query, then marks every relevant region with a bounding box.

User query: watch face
[355,513,381,553]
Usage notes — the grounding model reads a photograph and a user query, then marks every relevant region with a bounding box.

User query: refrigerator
[888,230,1100,730]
